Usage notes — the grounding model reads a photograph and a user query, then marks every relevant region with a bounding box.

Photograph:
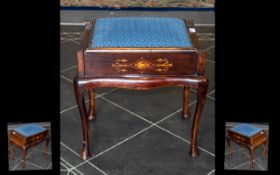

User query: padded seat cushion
[91,17,192,48]
[14,124,47,137]
[229,124,263,137]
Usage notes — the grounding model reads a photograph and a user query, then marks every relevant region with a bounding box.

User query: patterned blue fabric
[14,124,47,137]
[91,17,192,48]
[229,124,262,137]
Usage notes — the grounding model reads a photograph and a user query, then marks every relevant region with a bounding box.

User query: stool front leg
[9,141,14,160]
[182,86,191,119]
[249,147,254,170]
[189,81,208,157]
[262,140,267,159]
[88,88,96,121]
[74,78,92,160]
[22,146,27,169]
[226,137,232,158]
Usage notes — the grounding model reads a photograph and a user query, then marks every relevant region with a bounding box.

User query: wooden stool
[226,124,268,170]
[9,124,50,169]
[74,17,208,160]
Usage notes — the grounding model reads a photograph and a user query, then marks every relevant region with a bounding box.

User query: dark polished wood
[9,129,50,169]
[88,89,96,121]
[226,128,268,170]
[182,86,191,119]
[74,19,208,160]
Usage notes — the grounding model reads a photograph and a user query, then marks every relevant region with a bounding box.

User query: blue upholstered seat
[229,124,262,137]
[91,17,192,48]
[14,124,47,137]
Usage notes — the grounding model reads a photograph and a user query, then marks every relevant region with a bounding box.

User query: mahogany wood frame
[74,19,208,160]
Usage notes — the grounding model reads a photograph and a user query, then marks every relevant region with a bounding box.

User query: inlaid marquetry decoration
[112,57,173,73]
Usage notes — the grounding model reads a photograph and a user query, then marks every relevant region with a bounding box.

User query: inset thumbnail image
[8,122,52,170]
[224,122,268,171]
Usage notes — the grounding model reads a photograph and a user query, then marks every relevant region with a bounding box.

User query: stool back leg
[182,86,191,119]
[31,145,36,151]
[88,89,96,121]
[45,136,50,156]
